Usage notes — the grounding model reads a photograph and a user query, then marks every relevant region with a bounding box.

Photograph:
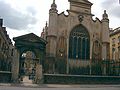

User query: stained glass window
[69,25,90,60]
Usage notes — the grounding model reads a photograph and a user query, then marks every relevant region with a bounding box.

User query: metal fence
[101,59,120,76]
[44,58,120,76]
[69,59,120,76]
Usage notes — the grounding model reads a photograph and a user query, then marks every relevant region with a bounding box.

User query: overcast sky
[0,0,120,41]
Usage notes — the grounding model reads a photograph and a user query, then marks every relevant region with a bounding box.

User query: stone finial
[45,21,48,27]
[53,0,55,4]
[78,14,84,23]
[49,0,58,13]
[45,21,48,31]
[102,10,108,20]
[43,28,45,32]
[51,0,57,9]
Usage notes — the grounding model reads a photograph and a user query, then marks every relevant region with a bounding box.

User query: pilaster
[11,49,20,83]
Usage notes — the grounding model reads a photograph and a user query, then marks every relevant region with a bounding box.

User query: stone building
[41,0,110,75]
[0,18,14,82]
[110,27,120,60]
[109,27,120,75]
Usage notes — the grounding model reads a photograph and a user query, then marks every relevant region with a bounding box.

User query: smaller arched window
[57,36,66,57]
[92,40,101,60]
[118,47,120,59]
[112,48,116,60]
[118,36,120,43]
[93,41,100,54]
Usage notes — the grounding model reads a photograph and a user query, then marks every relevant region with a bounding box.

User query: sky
[0,0,120,42]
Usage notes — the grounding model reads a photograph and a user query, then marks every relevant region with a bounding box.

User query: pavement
[0,76,120,88]
[0,83,120,88]
[0,86,120,90]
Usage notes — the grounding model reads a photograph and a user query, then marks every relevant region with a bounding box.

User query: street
[0,84,120,90]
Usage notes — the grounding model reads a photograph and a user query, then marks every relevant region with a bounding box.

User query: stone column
[102,44,107,60]
[102,44,107,75]
[11,49,20,83]
[89,37,93,75]
[35,64,43,84]
[66,37,69,74]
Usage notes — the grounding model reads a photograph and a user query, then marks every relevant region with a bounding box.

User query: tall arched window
[69,25,90,60]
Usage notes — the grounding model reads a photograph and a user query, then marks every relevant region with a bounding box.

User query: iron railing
[44,58,120,76]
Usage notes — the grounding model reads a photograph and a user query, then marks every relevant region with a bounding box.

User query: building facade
[110,27,120,61]
[0,18,14,82]
[109,27,120,75]
[41,0,110,75]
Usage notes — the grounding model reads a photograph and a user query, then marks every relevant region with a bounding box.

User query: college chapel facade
[41,0,110,75]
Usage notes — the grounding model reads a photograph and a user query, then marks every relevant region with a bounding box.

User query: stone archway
[12,33,46,83]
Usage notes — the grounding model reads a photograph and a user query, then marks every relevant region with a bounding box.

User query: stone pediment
[13,33,47,44]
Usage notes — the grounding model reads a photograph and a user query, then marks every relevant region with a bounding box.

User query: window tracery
[69,25,90,60]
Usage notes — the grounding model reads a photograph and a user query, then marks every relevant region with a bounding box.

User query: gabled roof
[13,33,47,44]
[110,27,120,36]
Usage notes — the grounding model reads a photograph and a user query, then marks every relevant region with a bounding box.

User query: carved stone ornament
[59,48,64,53]
[78,14,84,23]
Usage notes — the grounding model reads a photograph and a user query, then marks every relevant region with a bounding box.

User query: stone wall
[0,71,12,83]
[44,74,120,84]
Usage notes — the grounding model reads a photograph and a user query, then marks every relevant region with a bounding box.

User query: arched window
[69,25,90,60]
[92,40,101,60]
[112,48,116,60]
[118,47,120,60]
[57,36,66,57]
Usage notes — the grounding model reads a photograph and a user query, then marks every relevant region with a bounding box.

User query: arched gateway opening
[20,51,36,83]
[12,33,46,84]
